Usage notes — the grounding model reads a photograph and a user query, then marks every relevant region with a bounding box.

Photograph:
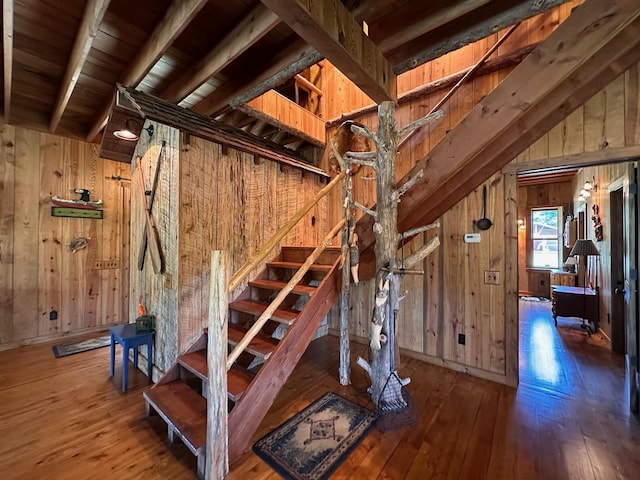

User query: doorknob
[614,287,626,295]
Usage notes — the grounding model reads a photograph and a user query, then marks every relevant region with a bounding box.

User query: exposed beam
[49,0,111,133]
[356,0,640,270]
[161,3,280,103]
[2,0,13,123]
[375,0,493,53]
[327,43,538,127]
[192,39,321,116]
[260,0,396,103]
[86,0,208,142]
[388,0,567,75]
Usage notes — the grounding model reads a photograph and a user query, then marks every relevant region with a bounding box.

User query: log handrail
[226,218,346,370]
[228,171,345,293]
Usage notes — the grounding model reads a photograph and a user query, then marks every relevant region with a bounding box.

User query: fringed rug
[253,392,376,480]
[52,335,111,358]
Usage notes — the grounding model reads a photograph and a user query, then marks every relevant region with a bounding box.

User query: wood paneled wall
[324,1,640,384]
[129,124,329,373]
[0,125,130,350]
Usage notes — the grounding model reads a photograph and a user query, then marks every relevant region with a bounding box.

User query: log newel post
[339,169,353,386]
[206,251,228,480]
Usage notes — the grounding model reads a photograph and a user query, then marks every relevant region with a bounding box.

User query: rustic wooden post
[339,168,353,385]
[206,251,228,480]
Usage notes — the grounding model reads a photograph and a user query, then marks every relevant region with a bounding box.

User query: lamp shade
[564,256,578,265]
[569,239,600,257]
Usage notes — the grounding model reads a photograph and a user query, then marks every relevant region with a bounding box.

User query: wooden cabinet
[550,270,576,287]
[551,286,599,334]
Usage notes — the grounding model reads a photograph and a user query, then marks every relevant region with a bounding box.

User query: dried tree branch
[352,199,377,219]
[403,236,440,269]
[350,123,376,142]
[345,150,377,159]
[399,222,440,241]
[330,138,346,172]
[398,110,443,139]
[395,169,424,200]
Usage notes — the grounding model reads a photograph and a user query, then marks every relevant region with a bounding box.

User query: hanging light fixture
[583,176,597,192]
[113,119,154,141]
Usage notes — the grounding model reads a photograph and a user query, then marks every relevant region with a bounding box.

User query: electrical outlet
[484,270,500,285]
[164,273,173,289]
[458,333,466,345]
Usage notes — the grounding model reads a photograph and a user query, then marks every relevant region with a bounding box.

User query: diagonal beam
[192,39,321,116]
[86,0,208,142]
[2,0,13,123]
[50,0,111,133]
[260,0,396,103]
[161,3,280,103]
[355,0,640,269]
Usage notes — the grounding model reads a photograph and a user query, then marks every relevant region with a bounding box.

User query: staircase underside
[356,0,640,278]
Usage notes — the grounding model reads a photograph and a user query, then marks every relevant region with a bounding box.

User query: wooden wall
[323,0,640,384]
[129,123,329,373]
[517,181,575,297]
[0,125,130,351]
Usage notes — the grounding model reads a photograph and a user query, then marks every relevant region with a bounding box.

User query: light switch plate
[464,233,481,243]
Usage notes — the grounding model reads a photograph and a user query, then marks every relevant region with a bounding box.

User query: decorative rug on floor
[52,335,111,358]
[253,392,377,480]
[519,296,550,302]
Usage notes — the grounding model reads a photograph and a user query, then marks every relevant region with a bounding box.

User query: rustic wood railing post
[206,251,228,480]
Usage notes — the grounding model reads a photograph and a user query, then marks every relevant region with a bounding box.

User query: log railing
[226,218,345,370]
[228,171,345,293]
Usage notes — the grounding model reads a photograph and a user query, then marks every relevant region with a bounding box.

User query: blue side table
[109,323,155,393]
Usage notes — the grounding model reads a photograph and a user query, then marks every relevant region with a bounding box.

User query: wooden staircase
[143,245,341,477]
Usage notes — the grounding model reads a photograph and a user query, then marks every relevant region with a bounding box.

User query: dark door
[624,164,639,415]
[611,188,625,353]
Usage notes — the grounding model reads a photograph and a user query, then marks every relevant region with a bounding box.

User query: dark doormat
[52,335,111,358]
[253,392,376,480]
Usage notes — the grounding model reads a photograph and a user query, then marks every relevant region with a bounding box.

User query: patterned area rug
[52,335,111,358]
[520,296,550,302]
[253,392,376,479]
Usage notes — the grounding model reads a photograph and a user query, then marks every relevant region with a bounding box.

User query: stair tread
[228,324,278,359]
[249,278,317,296]
[144,380,206,454]
[230,299,299,325]
[178,350,207,380]
[267,261,333,272]
[228,366,254,402]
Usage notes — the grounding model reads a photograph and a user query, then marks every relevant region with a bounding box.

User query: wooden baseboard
[327,329,510,386]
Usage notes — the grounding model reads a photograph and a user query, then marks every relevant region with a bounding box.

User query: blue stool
[109,323,155,392]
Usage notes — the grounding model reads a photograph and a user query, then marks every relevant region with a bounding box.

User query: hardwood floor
[1,301,638,479]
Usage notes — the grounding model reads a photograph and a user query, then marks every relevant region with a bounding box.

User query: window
[531,207,563,268]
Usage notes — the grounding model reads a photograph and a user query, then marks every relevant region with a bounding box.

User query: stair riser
[280,247,340,265]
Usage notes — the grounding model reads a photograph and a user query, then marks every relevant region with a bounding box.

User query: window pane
[532,239,559,268]
[532,209,558,238]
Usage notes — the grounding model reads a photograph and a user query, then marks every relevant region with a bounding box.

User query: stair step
[230,299,299,325]
[266,261,333,272]
[144,380,206,455]
[178,350,207,380]
[228,324,278,360]
[228,366,254,402]
[249,278,317,296]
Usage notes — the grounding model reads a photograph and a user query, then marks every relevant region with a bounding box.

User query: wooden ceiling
[2,0,569,157]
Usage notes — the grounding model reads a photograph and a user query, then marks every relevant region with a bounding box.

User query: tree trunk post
[339,170,353,385]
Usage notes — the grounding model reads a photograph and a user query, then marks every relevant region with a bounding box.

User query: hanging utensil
[476,185,493,231]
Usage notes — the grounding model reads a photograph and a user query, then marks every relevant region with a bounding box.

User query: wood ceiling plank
[161,3,280,103]
[260,0,396,103]
[3,0,13,122]
[86,0,209,142]
[50,0,111,133]
[355,0,640,261]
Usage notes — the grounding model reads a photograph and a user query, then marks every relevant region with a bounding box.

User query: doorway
[610,187,626,353]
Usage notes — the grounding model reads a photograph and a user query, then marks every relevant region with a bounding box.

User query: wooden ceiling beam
[355,0,640,264]
[388,0,567,75]
[192,39,321,116]
[2,0,13,123]
[260,0,396,103]
[49,0,111,133]
[161,3,280,103]
[86,0,209,142]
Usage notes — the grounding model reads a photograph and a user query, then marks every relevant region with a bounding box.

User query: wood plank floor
[1,300,638,479]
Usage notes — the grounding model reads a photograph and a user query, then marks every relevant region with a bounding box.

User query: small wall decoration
[51,188,103,219]
[591,204,603,242]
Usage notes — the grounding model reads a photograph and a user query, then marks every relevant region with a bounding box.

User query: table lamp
[563,256,577,273]
[568,239,600,290]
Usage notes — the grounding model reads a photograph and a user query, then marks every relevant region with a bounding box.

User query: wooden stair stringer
[227,257,341,463]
